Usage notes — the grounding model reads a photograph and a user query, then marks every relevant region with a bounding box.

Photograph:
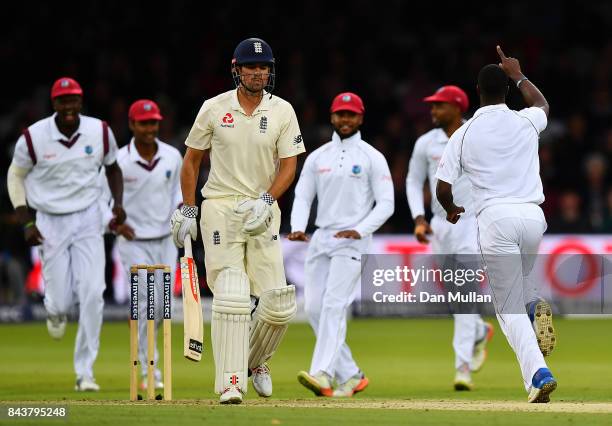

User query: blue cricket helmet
[231,37,276,94]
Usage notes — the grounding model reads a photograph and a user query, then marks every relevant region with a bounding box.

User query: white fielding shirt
[290,131,394,237]
[116,139,183,239]
[435,104,547,215]
[406,127,473,219]
[12,114,118,214]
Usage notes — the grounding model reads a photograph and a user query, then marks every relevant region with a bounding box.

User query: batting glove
[170,205,198,248]
[235,192,274,236]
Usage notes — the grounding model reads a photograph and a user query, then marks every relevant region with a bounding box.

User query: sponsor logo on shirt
[166,170,171,179]
[317,167,332,174]
[431,155,441,161]
[125,176,138,183]
[352,165,362,175]
[43,153,57,160]
[221,113,235,128]
[259,116,267,133]
[213,230,221,245]
[293,135,303,145]
[85,145,93,155]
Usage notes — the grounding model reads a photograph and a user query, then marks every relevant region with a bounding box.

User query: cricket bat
[180,236,204,361]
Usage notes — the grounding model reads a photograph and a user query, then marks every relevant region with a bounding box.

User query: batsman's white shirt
[406,127,473,220]
[435,104,546,215]
[116,139,183,239]
[291,131,394,237]
[12,113,118,214]
[184,89,305,199]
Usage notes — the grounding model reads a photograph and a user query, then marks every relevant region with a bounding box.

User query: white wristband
[516,77,529,88]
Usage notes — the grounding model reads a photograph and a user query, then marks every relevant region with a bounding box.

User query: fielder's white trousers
[304,229,370,384]
[36,202,105,380]
[431,215,486,370]
[477,203,548,390]
[116,235,177,381]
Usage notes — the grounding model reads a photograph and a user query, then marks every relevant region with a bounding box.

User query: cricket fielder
[407,85,493,390]
[110,99,182,391]
[7,77,125,391]
[170,37,305,404]
[436,46,557,403]
[289,92,394,397]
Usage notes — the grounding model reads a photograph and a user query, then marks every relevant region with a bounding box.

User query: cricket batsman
[170,37,305,404]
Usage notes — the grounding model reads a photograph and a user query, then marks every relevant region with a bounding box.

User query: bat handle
[184,235,193,258]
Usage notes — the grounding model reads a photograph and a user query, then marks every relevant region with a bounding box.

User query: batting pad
[249,285,297,369]
[212,268,251,394]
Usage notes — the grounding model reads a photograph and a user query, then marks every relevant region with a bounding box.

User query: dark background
[1,1,610,303]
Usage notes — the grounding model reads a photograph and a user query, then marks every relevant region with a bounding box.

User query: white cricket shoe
[332,373,369,397]
[219,385,243,404]
[251,364,272,397]
[140,379,164,390]
[471,322,494,372]
[297,371,333,397]
[75,376,100,392]
[454,364,474,391]
[46,315,67,340]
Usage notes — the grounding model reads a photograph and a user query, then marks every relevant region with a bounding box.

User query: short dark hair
[478,64,508,99]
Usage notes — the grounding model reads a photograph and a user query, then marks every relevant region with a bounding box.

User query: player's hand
[496,45,524,81]
[170,205,198,248]
[24,223,44,246]
[116,223,136,240]
[334,230,361,239]
[287,231,309,241]
[112,205,127,225]
[414,216,433,244]
[235,193,273,236]
[446,205,465,224]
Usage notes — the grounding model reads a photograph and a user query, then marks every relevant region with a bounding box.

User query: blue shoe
[527,368,557,403]
[527,299,556,356]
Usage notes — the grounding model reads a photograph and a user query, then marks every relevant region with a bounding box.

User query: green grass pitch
[0,317,611,425]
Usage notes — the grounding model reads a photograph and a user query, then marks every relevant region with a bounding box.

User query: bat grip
[184,235,193,258]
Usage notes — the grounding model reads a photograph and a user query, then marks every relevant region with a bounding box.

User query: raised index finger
[496,45,507,60]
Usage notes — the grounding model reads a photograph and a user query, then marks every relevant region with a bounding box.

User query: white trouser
[116,235,177,381]
[36,202,105,380]
[431,215,486,370]
[303,229,370,384]
[477,203,548,390]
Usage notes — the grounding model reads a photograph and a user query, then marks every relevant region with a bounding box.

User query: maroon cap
[330,92,365,114]
[128,99,163,121]
[51,77,83,99]
[423,85,469,112]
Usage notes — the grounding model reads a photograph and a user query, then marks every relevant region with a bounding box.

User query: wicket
[129,264,172,401]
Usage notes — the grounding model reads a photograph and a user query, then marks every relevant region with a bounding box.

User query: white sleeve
[435,131,462,184]
[172,153,183,208]
[7,162,29,208]
[290,154,317,233]
[406,137,428,219]
[103,126,119,165]
[354,152,395,237]
[518,107,547,134]
[12,134,35,169]
[97,169,114,230]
